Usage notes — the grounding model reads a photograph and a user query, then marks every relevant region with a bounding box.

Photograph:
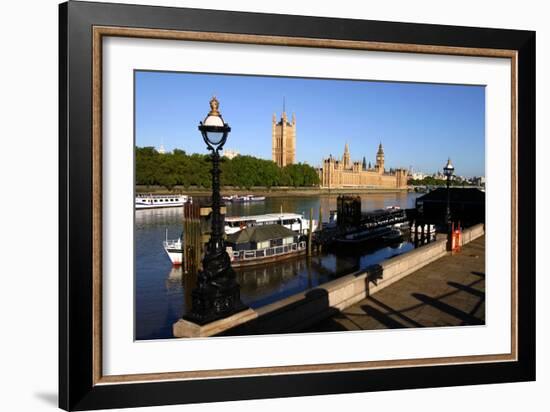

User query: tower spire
[376,141,385,174]
[343,142,351,169]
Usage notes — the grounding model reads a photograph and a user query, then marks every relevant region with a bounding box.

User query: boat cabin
[226,224,299,251]
[225,224,307,267]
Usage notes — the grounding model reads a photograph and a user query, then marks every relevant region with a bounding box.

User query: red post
[451,222,462,254]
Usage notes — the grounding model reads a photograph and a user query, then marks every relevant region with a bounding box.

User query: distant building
[223,148,240,159]
[272,111,296,167]
[318,143,408,189]
[470,176,486,186]
[412,172,427,180]
[156,144,166,154]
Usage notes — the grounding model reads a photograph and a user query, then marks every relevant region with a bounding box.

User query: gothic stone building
[319,143,408,189]
[272,111,296,167]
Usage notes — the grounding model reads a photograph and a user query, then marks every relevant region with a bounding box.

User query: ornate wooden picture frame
[59,1,535,410]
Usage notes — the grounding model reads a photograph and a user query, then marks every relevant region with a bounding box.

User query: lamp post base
[183,277,248,326]
[174,308,257,338]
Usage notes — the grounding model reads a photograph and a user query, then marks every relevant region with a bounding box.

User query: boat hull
[136,203,186,210]
[163,248,306,268]
[332,227,397,249]
[231,249,306,267]
[165,248,183,265]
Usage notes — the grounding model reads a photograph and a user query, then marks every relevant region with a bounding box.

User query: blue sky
[135,71,485,177]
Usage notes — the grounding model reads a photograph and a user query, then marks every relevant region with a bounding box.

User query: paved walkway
[308,236,485,331]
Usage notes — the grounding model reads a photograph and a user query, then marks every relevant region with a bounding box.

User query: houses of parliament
[271,110,408,189]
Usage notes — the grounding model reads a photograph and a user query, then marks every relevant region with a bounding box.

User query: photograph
[54,1,537,410]
[133,71,486,340]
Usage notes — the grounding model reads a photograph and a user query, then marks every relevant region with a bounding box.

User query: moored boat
[226,224,307,267]
[162,223,308,267]
[224,212,316,235]
[333,226,397,248]
[162,212,316,266]
[229,194,266,202]
[163,236,184,265]
[136,194,191,209]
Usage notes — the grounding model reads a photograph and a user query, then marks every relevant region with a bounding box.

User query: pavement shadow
[447,281,485,299]
[366,295,424,328]
[360,304,407,328]
[412,293,484,325]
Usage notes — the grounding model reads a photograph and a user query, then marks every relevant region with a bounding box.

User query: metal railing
[231,241,306,262]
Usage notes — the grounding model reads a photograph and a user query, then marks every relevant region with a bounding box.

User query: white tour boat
[230,194,266,203]
[222,194,266,202]
[135,194,191,209]
[224,212,317,235]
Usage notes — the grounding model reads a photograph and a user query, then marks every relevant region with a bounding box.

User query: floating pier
[313,195,411,250]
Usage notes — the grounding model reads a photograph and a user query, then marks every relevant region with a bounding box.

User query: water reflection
[193,192,419,222]
[135,193,421,340]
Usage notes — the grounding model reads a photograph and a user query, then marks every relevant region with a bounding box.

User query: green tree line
[136,146,320,189]
[409,176,475,187]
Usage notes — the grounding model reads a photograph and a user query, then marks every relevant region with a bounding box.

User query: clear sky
[135,70,485,177]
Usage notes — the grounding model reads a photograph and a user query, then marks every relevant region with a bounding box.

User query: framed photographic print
[59,1,535,410]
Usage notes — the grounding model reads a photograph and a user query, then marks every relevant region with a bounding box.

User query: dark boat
[333,226,396,248]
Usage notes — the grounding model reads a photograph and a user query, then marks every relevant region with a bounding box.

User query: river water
[135,192,422,340]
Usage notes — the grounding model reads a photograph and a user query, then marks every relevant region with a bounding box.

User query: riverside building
[318,143,408,189]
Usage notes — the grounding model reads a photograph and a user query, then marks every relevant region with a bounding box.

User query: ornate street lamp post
[186,97,246,325]
[443,157,455,228]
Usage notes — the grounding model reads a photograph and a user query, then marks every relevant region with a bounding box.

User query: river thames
[135,192,423,340]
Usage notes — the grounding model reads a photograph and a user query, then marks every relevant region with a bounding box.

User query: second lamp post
[443,157,455,228]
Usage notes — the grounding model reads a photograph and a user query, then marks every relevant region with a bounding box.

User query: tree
[135,146,321,189]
